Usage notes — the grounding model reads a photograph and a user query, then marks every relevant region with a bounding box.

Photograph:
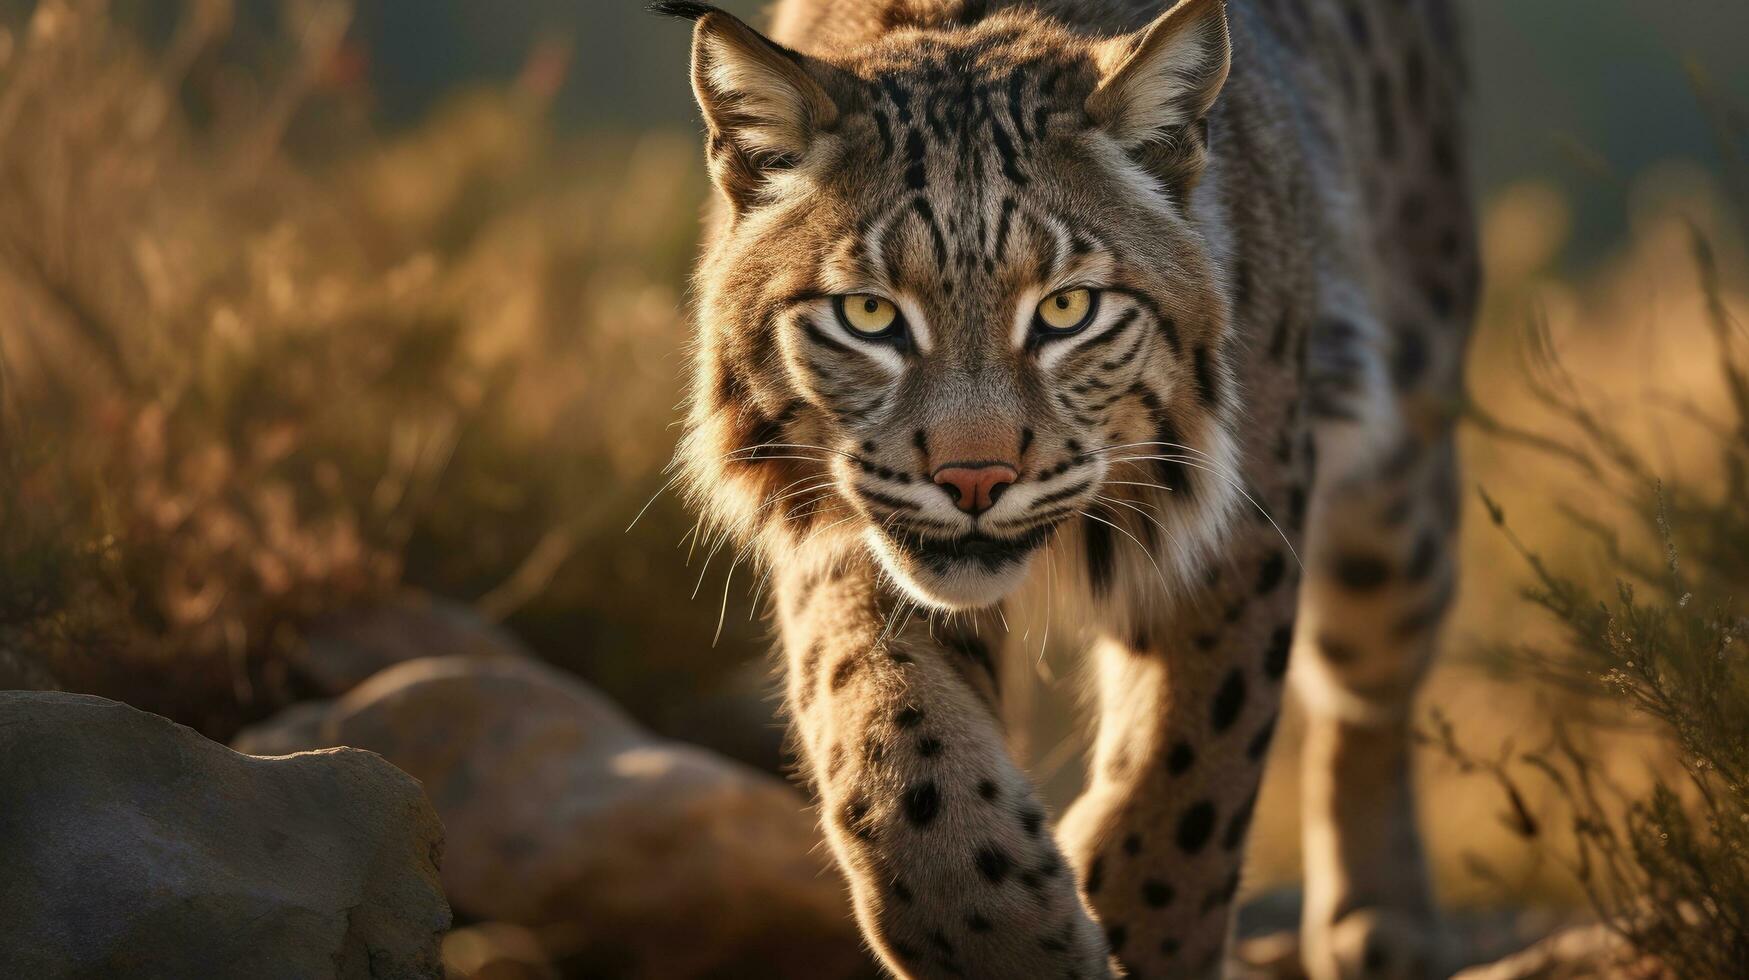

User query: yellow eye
[838,294,900,336]
[1036,288,1095,333]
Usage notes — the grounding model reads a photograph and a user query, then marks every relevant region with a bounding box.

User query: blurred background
[2,1,1746,977]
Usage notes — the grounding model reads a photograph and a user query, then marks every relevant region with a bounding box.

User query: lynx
[662,0,1474,975]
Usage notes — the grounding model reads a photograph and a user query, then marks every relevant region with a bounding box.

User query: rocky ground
[0,691,448,978]
[0,596,1611,979]
[1231,893,1611,980]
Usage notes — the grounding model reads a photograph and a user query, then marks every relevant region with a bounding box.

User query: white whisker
[1079,507,1172,594]
[633,441,850,535]
[749,498,848,616]
[1041,538,1056,666]
[691,530,730,598]
[1107,454,1303,569]
[1080,439,1217,461]
[626,470,685,533]
[726,441,858,461]
[714,549,743,647]
[1095,493,1184,553]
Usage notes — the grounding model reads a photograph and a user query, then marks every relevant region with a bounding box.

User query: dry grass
[0,1,749,737]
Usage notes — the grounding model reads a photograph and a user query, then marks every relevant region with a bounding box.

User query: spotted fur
[663,0,1475,976]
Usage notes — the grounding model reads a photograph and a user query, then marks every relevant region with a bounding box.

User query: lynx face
[673,2,1241,609]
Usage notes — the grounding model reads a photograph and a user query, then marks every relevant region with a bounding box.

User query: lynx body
[665,0,1475,975]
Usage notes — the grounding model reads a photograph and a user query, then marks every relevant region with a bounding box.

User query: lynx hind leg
[780,556,1113,980]
[1292,293,1464,979]
[1292,432,1455,980]
[1293,0,1477,961]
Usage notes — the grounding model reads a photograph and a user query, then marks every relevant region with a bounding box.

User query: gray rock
[239,656,872,980]
[1450,923,1631,980]
[229,698,335,756]
[0,647,60,690]
[1,691,450,979]
[1230,889,1594,980]
[293,593,524,696]
[442,922,556,980]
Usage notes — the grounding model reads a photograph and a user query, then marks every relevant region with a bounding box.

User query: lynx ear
[1087,0,1229,185]
[658,2,839,212]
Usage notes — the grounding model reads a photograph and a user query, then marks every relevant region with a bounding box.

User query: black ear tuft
[650,1,721,21]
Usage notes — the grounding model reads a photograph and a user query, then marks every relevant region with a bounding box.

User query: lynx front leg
[1057,529,1301,979]
[779,554,1113,980]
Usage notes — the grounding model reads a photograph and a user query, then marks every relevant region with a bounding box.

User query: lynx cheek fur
[661,1,1474,976]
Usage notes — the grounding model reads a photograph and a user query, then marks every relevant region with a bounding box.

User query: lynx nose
[931,462,1018,516]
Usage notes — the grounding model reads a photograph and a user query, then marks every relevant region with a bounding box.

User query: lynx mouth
[883,525,1055,573]
[866,519,1061,610]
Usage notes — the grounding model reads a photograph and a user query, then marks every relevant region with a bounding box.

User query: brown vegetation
[0,1,743,737]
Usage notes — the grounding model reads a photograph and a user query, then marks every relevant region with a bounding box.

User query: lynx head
[666,0,1242,610]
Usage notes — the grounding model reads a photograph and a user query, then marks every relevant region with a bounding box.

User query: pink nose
[931,462,1018,516]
